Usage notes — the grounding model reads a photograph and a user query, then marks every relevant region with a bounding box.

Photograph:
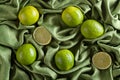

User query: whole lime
[18,6,39,25]
[16,44,37,65]
[62,6,84,27]
[81,19,104,39]
[55,49,74,71]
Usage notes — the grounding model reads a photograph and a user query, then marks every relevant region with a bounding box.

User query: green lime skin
[55,49,74,71]
[62,6,84,27]
[81,19,104,39]
[18,6,39,25]
[16,44,37,65]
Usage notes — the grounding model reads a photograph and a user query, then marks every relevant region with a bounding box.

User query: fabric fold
[0,0,120,80]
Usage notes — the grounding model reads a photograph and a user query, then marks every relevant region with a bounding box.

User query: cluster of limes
[16,6,40,66]
[54,6,105,71]
[16,6,52,66]
[16,5,107,71]
[62,6,104,39]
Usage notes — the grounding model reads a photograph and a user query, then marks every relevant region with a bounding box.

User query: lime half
[92,52,112,70]
[33,26,52,45]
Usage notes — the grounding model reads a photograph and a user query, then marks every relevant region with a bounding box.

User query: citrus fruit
[16,44,37,65]
[92,52,112,70]
[18,6,39,25]
[62,6,84,27]
[81,19,104,39]
[55,49,74,71]
[33,26,52,45]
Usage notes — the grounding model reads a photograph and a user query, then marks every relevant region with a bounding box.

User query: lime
[92,52,112,70]
[81,19,104,39]
[16,44,37,65]
[55,49,74,71]
[33,26,52,45]
[18,6,39,25]
[62,6,84,27]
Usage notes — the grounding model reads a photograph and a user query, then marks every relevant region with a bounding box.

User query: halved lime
[33,26,52,45]
[92,52,112,70]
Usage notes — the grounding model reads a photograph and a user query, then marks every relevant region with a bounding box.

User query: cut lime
[33,26,52,45]
[92,52,112,70]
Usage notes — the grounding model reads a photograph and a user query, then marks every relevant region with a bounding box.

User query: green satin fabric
[0,0,120,80]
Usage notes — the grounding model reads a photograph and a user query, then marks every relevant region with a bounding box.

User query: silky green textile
[0,0,120,80]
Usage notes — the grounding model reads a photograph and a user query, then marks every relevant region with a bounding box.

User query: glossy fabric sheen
[0,0,120,80]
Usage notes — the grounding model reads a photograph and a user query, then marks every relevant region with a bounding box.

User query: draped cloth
[0,0,120,80]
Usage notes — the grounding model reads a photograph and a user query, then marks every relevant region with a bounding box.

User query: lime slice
[55,49,74,71]
[92,52,112,70]
[33,26,52,45]
[81,19,104,39]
